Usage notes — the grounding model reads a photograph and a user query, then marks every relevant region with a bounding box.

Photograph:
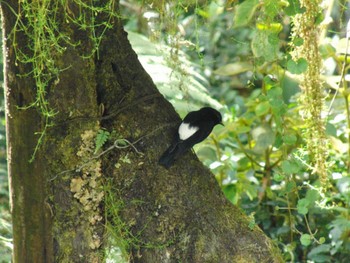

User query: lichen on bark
[70,129,104,249]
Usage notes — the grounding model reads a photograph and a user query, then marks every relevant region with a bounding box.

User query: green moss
[103,180,135,262]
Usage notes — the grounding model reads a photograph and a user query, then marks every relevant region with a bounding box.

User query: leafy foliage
[126,31,223,114]
[122,0,350,262]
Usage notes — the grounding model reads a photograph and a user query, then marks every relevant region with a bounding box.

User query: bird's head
[200,107,223,126]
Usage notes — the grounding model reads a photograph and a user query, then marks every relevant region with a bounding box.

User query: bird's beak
[220,122,224,126]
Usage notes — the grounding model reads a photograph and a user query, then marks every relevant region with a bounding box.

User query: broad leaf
[234,0,259,27]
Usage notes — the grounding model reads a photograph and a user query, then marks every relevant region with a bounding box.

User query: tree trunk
[1,0,283,262]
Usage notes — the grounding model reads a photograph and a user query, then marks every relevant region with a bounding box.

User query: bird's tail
[159,142,185,169]
[159,151,175,169]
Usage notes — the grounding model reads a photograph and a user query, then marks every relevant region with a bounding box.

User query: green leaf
[274,133,283,148]
[223,185,237,204]
[325,122,337,137]
[287,58,308,74]
[120,153,131,164]
[273,173,284,182]
[281,160,299,174]
[285,181,296,193]
[300,234,312,246]
[255,101,270,116]
[248,218,256,230]
[315,13,324,26]
[252,30,279,62]
[245,184,258,200]
[297,198,310,215]
[234,0,259,27]
[267,86,283,99]
[268,87,287,121]
[264,0,280,19]
[196,8,209,19]
[305,189,320,204]
[285,0,305,16]
[307,244,332,260]
[95,129,110,154]
[319,237,326,244]
[235,124,251,134]
[293,37,304,46]
[283,134,297,145]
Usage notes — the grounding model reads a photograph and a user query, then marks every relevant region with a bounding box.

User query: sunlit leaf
[234,0,259,27]
[256,23,283,33]
[287,58,308,74]
[255,101,270,116]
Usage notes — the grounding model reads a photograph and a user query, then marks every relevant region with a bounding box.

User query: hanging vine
[290,0,329,187]
[11,0,119,161]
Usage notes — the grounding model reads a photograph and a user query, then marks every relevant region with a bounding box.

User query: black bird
[159,107,223,169]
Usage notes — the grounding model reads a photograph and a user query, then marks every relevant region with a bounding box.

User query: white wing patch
[178,122,199,140]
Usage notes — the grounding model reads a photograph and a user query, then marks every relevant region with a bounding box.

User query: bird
[159,107,223,169]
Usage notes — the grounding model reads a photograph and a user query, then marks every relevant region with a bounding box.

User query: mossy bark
[2,0,283,262]
[1,1,53,262]
[2,0,101,262]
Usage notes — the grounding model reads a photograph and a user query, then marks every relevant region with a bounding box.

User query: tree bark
[2,0,283,262]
